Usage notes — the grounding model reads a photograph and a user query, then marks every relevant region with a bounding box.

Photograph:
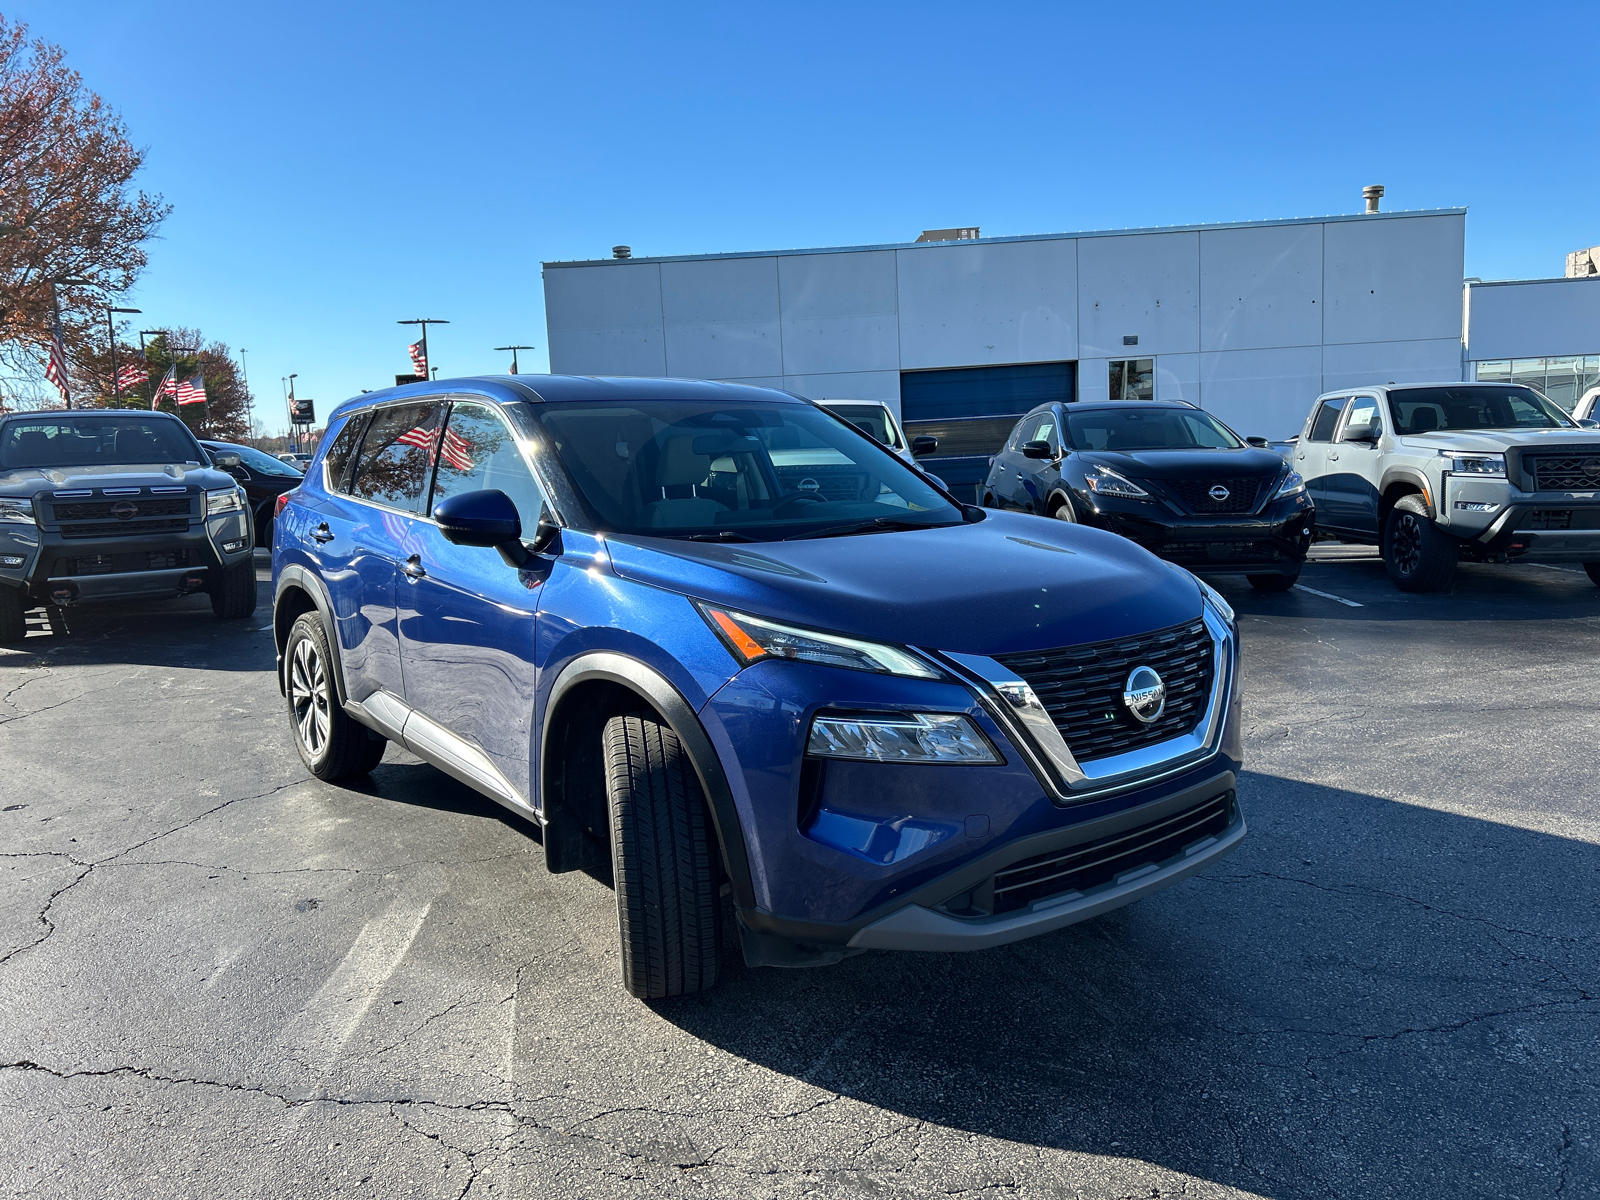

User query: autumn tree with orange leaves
[0,14,168,409]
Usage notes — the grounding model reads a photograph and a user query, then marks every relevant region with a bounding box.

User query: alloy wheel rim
[1393,514,1423,574]
[289,637,331,757]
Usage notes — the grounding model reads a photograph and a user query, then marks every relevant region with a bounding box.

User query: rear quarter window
[323,412,370,494]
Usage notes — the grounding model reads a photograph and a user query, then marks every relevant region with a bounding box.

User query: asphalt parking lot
[1,547,1596,1199]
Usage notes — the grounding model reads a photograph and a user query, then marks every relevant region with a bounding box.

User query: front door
[396,399,551,804]
[1296,396,1347,522]
[1321,394,1383,535]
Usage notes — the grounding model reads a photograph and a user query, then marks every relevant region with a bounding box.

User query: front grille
[51,549,192,576]
[995,617,1215,762]
[60,518,191,539]
[1160,540,1281,564]
[1527,454,1600,492]
[51,498,193,521]
[990,791,1235,914]
[1160,477,1266,514]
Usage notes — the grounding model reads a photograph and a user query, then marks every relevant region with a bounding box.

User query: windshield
[209,442,303,477]
[1065,406,1243,451]
[824,403,902,449]
[1387,386,1574,434]
[0,416,202,470]
[531,400,962,539]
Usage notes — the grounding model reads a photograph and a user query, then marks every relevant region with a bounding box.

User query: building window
[1109,359,1154,401]
[1473,356,1600,411]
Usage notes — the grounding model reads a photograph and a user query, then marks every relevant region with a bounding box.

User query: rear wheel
[285,612,386,780]
[210,559,258,619]
[1584,562,1600,587]
[0,586,26,645]
[1383,495,1457,593]
[1248,570,1299,592]
[604,711,722,999]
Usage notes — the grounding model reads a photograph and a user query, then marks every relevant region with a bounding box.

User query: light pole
[139,330,161,410]
[287,373,299,451]
[494,344,535,374]
[397,318,449,379]
[239,348,253,443]
[168,345,197,429]
[104,305,140,407]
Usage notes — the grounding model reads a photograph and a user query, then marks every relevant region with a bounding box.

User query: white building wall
[1466,277,1600,361]
[544,210,1468,438]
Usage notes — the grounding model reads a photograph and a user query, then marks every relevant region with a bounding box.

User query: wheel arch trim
[1378,468,1433,518]
[273,565,348,703]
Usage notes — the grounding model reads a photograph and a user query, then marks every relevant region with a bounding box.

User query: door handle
[1328,453,1340,462]
[311,523,334,543]
[402,555,426,581]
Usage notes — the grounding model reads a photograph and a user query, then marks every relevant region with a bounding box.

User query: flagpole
[398,318,449,380]
[104,305,140,407]
[53,290,71,410]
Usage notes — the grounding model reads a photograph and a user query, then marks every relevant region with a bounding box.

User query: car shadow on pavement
[343,759,545,842]
[655,770,1596,1198]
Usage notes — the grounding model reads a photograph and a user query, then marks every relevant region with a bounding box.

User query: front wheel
[285,613,386,780]
[1584,562,1600,587]
[1248,570,1300,592]
[1049,496,1077,523]
[210,559,258,619]
[1383,496,1457,593]
[604,711,722,999]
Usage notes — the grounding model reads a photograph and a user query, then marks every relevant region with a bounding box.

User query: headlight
[1273,471,1305,499]
[1196,577,1236,624]
[205,486,246,516]
[0,497,36,525]
[1084,468,1150,498]
[697,603,942,679]
[807,712,998,763]
[1440,452,1506,477]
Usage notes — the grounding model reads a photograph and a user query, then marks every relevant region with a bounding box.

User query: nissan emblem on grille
[111,501,139,520]
[1122,665,1166,724]
[1585,458,1600,476]
[1208,485,1230,502]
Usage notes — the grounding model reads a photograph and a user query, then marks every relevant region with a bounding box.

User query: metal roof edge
[1467,275,1600,288]
[542,208,1470,269]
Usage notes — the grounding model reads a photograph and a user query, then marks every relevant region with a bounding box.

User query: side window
[348,401,446,512]
[1308,398,1348,442]
[431,402,548,532]
[1019,412,1057,448]
[323,412,370,494]
[1343,397,1382,435]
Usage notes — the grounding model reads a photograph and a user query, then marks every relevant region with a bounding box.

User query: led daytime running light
[698,603,942,679]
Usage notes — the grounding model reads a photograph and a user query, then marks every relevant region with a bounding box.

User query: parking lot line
[1293,583,1364,608]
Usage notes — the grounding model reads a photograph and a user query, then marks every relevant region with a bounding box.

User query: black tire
[603,711,722,999]
[0,585,26,645]
[210,559,258,620]
[1248,570,1299,592]
[1584,562,1600,587]
[1048,495,1077,523]
[285,612,386,781]
[1383,495,1457,593]
[255,503,274,549]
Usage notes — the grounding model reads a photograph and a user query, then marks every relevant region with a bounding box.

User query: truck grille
[60,518,191,539]
[994,617,1214,763]
[51,497,193,521]
[991,790,1235,914]
[1160,477,1266,514]
[1527,454,1600,492]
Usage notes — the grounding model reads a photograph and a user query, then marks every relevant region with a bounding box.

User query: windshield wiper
[782,516,955,541]
[671,530,758,542]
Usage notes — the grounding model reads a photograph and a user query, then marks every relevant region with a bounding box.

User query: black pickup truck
[0,410,257,643]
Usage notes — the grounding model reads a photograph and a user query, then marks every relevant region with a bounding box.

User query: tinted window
[825,403,901,449]
[1021,412,1058,448]
[533,400,961,538]
[348,402,444,512]
[208,442,302,477]
[1065,407,1242,451]
[0,417,201,469]
[1387,386,1573,434]
[431,402,548,530]
[1308,398,1348,442]
[324,412,370,494]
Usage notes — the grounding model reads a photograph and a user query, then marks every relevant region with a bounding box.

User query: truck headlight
[697,603,942,679]
[1440,452,1506,477]
[205,486,246,516]
[807,712,998,763]
[1084,468,1150,499]
[0,497,36,525]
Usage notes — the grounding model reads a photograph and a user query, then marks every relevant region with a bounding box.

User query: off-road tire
[1584,562,1600,587]
[604,711,722,999]
[210,559,258,619]
[1248,570,1299,592]
[285,612,386,780]
[0,585,26,645]
[1383,495,1457,593]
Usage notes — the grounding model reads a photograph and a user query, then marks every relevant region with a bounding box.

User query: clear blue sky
[16,1,1597,434]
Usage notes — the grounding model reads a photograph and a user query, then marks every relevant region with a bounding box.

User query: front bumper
[1086,491,1314,574]
[0,513,254,604]
[1463,498,1600,562]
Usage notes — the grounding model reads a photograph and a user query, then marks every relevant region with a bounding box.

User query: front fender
[273,564,347,702]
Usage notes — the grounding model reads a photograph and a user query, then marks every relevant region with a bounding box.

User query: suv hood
[1078,447,1287,480]
[1396,429,1600,454]
[603,510,1206,657]
[0,461,235,497]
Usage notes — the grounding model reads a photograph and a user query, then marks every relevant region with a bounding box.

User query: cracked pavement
[0,550,1596,1197]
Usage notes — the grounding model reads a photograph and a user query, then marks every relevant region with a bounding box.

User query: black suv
[0,410,257,643]
[983,401,1314,590]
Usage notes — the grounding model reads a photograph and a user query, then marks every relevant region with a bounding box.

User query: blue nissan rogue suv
[272,376,1245,998]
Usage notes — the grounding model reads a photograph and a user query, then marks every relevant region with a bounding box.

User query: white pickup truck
[1292,382,1600,591]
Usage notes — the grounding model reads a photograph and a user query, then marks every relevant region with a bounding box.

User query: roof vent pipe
[1363,184,1384,214]
[612,245,632,259]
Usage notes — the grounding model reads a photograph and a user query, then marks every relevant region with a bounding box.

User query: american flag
[396,425,474,472]
[44,319,71,404]
[408,339,428,378]
[149,365,177,410]
[114,360,146,394]
[176,375,207,406]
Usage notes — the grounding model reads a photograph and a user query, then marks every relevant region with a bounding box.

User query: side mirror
[212,452,242,469]
[1245,436,1269,448]
[911,435,939,457]
[1021,439,1053,460]
[1342,423,1380,444]
[434,489,531,566]
[1579,418,1600,429]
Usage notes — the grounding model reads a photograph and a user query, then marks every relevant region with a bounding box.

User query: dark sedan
[982,401,1313,590]
[199,440,302,548]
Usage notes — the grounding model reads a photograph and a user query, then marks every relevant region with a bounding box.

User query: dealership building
[542,204,1600,491]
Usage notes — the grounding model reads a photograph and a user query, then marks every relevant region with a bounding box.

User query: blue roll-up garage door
[900,362,1076,499]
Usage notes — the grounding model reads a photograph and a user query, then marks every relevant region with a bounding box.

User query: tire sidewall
[285,613,336,774]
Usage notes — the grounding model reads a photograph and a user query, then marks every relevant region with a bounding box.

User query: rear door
[1296,396,1347,521]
